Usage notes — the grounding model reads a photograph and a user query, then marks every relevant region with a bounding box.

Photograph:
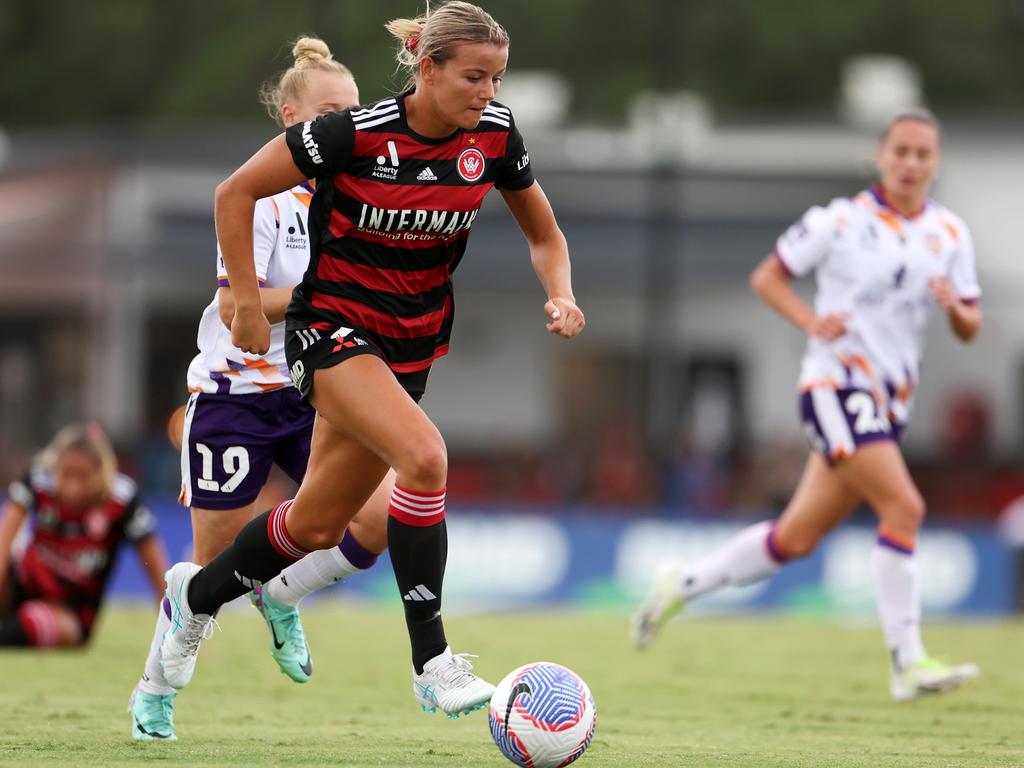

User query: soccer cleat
[413,647,495,718]
[631,562,686,650]
[890,656,979,702]
[248,585,312,683]
[129,686,177,741]
[159,562,217,690]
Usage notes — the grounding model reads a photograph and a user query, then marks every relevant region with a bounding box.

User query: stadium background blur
[2,0,1024,617]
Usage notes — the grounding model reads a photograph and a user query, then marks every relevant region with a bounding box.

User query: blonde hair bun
[292,36,333,67]
[260,35,353,126]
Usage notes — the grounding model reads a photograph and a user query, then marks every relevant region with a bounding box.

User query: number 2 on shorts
[844,391,889,435]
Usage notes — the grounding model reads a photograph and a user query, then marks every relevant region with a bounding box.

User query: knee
[290,518,347,551]
[59,630,88,648]
[301,526,346,551]
[885,492,926,532]
[52,610,85,647]
[908,493,927,530]
[397,436,447,489]
[349,513,388,553]
[776,530,819,560]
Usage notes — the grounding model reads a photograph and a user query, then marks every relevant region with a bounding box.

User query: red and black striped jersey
[7,464,155,608]
[284,92,534,375]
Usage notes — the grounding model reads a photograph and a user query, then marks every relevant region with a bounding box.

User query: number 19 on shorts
[194,442,250,493]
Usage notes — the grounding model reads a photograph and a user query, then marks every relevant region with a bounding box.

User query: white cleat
[890,656,979,702]
[159,562,216,690]
[631,562,686,650]
[413,646,495,718]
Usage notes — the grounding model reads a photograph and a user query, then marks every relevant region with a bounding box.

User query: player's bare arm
[0,501,28,601]
[750,254,847,341]
[501,183,584,339]
[214,135,307,354]
[928,275,982,341]
[217,286,295,328]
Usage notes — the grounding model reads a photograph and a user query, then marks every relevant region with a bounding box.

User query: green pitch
[0,605,1021,767]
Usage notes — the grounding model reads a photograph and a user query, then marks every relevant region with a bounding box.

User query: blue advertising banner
[105,501,1016,615]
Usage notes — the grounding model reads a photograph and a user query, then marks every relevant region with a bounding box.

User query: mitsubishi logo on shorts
[331,326,368,353]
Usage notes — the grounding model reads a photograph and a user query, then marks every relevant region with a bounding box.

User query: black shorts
[285,318,428,403]
[6,563,97,639]
[4,563,25,606]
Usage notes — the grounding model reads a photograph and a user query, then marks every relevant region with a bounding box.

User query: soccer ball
[488,662,597,768]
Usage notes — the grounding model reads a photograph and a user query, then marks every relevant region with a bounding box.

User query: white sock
[678,520,783,601]
[137,598,174,696]
[266,546,363,607]
[871,539,926,670]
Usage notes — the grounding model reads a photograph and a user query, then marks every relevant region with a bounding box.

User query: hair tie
[405,35,419,54]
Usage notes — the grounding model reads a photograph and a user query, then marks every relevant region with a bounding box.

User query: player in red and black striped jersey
[157,2,584,718]
[0,424,168,647]
[279,84,535,395]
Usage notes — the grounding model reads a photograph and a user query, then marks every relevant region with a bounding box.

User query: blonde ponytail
[386,2,509,92]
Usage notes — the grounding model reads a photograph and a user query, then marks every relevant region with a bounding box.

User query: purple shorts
[800,387,904,465]
[180,388,314,510]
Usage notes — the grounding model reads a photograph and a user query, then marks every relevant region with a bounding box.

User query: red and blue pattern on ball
[488,662,597,768]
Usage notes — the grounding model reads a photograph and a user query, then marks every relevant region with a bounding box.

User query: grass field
[0,604,1021,767]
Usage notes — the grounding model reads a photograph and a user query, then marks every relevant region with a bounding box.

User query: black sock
[0,613,29,646]
[187,505,307,615]
[388,516,448,673]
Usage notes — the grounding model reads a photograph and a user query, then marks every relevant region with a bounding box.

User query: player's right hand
[231,307,271,355]
[805,313,848,341]
[545,297,585,339]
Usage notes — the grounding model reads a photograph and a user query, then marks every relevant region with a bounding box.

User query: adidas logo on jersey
[403,584,437,602]
[417,166,438,182]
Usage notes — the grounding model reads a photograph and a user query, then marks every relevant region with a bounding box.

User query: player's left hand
[545,297,585,339]
[928,276,958,311]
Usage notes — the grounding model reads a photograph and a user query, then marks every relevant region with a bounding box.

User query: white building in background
[428,118,1023,459]
[1,66,1022,464]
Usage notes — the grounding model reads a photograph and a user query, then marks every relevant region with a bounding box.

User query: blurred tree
[1,0,1022,125]
[683,0,1024,110]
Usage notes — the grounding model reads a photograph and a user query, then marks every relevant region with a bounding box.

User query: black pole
[643,0,688,456]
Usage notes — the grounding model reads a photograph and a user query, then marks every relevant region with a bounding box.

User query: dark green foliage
[1,0,1023,125]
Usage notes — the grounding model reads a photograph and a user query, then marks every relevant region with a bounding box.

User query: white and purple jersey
[776,185,981,428]
[186,183,314,395]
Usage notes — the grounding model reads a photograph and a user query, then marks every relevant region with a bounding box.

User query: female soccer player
[156,1,584,719]
[633,110,981,702]
[129,38,389,741]
[0,423,167,647]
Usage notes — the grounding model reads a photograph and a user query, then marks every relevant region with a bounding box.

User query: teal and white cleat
[159,562,216,690]
[631,562,686,650]
[248,585,312,683]
[413,647,494,718]
[890,656,979,702]
[129,686,177,741]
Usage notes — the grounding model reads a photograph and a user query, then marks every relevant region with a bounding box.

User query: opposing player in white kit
[633,110,982,702]
[130,37,391,741]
